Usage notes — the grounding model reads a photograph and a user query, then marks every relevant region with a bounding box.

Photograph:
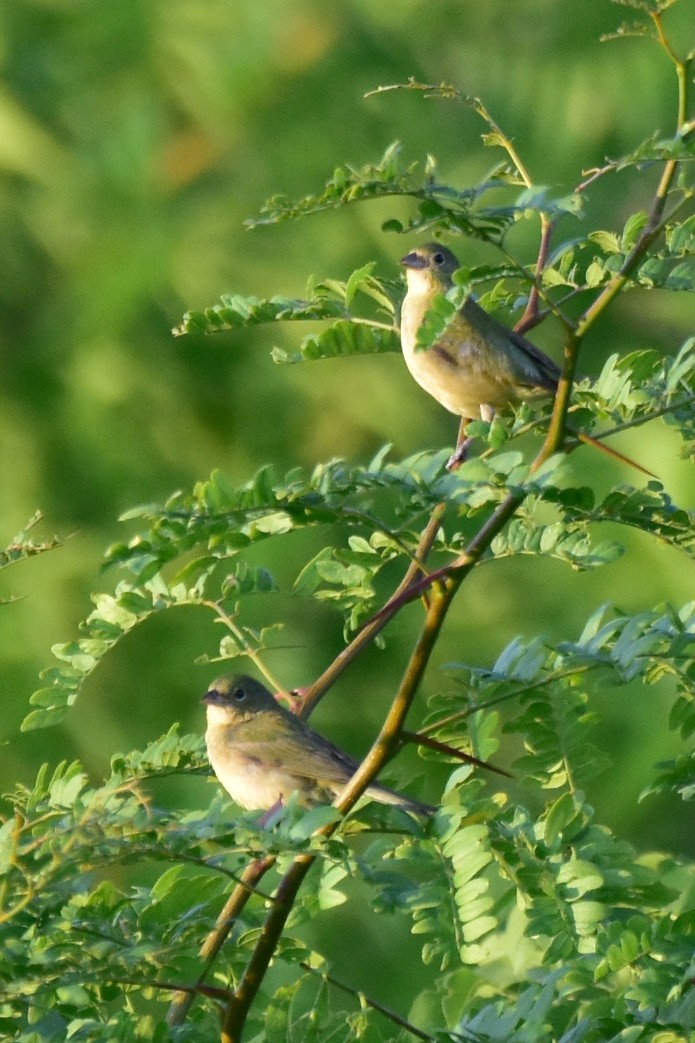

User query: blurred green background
[1,0,693,1000]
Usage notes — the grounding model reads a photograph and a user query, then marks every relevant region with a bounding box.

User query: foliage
[2,2,695,1042]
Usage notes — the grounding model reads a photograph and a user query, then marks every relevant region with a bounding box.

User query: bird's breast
[206,727,323,810]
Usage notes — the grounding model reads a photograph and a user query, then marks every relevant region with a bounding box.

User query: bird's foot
[258,799,285,828]
[284,687,308,716]
[446,437,473,471]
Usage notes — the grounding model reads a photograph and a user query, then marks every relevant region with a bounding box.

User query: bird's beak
[400,251,427,270]
[202,687,224,706]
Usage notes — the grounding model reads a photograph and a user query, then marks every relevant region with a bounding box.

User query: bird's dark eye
[232,686,246,702]
[432,252,445,266]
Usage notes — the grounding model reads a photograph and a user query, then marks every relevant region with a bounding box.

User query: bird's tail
[569,426,656,478]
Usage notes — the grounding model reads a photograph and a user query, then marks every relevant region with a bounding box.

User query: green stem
[207,601,286,695]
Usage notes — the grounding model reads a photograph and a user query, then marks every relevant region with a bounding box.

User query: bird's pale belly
[403,343,526,420]
[207,742,308,810]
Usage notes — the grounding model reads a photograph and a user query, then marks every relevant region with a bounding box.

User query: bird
[399,242,652,474]
[202,675,434,815]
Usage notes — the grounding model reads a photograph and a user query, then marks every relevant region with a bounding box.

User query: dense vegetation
[1,1,693,1040]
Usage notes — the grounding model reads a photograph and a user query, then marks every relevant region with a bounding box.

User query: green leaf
[274,318,399,364]
[621,210,649,251]
[543,792,580,846]
[175,292,345,337]
[589,229,622,254]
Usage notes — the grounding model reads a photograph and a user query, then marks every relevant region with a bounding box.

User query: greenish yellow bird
[400,242,651,474]
[202,675,434,815]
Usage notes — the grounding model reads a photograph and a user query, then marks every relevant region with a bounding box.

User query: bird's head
[202,675,278,723]
[400,243,459,294]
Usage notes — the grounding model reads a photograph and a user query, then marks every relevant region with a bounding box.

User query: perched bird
[400,242,652,474]
[202,675,434,815]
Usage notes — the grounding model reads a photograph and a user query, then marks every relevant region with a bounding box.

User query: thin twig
[516,218,556,334]
[299,503,447,716]
[206,600,287,695]
[401,728,511,777]
[419,663,595,735]
[299,960,437,1042]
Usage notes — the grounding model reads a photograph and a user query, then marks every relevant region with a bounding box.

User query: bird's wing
[290,733,360,784]
[506,328,560,390]
[231,729,358,786]
[461,297,560,392]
